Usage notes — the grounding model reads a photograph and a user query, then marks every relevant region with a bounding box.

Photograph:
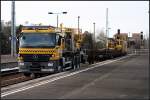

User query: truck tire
[34,73,41,78]
[72,58,76,70]
[57,66,63,72]
[54,66,62,73]
[75,56,79,69]
[77,56,80,69]
[81,55,86,64]
[59,58,65,72]
[23,73,31,77]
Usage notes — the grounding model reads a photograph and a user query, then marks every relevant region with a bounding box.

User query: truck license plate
[41,69,54,71]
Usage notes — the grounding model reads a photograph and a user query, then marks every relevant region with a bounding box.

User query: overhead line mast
[106,8,108,49]
[11,0,16,56]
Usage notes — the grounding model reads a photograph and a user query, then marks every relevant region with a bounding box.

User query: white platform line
[1,67,19,72]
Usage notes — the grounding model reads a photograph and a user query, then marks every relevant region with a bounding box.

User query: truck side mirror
[22,36,26,40]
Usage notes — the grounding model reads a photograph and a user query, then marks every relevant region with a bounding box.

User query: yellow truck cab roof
[21,26,58,33]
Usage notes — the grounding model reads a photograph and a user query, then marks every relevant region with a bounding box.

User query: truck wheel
[77,56,80,69]
[23,73,31,77]
[77,63,80,69]
[34,73,41,78]
[75,56,78,68]
[110,54,114,59]
[81,55,85,64]
[59,58,65,72]
[72,60,76,70]
[58,66,63,72]
[54,67,59,73]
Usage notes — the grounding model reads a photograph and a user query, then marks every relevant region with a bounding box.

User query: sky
[1,1,149,38]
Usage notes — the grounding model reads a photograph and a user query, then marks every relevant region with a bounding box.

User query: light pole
[93,22,96,50]
[48,11,67,28]
[93,22,96,45]
[93,22,96,64]
[105,8,109,57]
[128,32,130,49]
[108,27,111,38]
[11,0,16,57]
[78,16,80,39]
[106,8,108,49]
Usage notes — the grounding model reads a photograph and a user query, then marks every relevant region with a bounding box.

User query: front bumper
[18,60,59,73]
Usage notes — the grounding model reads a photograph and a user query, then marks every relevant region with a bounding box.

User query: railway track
[1,61,91,87]
[1,62,21,87]
[1,62,18,76]
[1,73,32,87]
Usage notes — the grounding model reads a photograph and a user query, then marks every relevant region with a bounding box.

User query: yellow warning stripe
[22,29,55,33]
[19,48,55,54]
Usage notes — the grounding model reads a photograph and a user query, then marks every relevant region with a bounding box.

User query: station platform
[1,55,17,63]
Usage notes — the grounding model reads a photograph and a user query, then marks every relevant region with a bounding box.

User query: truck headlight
[48,63,53,66]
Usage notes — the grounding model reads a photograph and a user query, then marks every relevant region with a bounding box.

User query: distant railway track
[1,73,33,87]
[1,61,90,87]
[1,62,18,76]
[1,62,17,69]
[1,67,19,76]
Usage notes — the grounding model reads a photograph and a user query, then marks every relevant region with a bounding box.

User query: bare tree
[96,29,106,49]
[1,21,11,54]
[81,31,93,49]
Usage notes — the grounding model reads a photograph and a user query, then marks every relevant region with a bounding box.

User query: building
[132,33,143,49]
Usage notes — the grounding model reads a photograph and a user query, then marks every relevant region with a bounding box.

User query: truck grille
[22,54,51,62]
[30,66,41,71]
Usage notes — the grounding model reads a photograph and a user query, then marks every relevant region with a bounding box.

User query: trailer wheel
[81,55,85,64]
[77,56,80,69]
[110,54,114,59]
[71,59,76,70]
[77,62,80,69]
[72,56,78,70]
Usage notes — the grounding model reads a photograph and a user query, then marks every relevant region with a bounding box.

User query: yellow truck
[114,29,128,56]
[18,25,87,77]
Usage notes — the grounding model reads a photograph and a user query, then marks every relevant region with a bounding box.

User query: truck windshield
[19,33,56,48]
